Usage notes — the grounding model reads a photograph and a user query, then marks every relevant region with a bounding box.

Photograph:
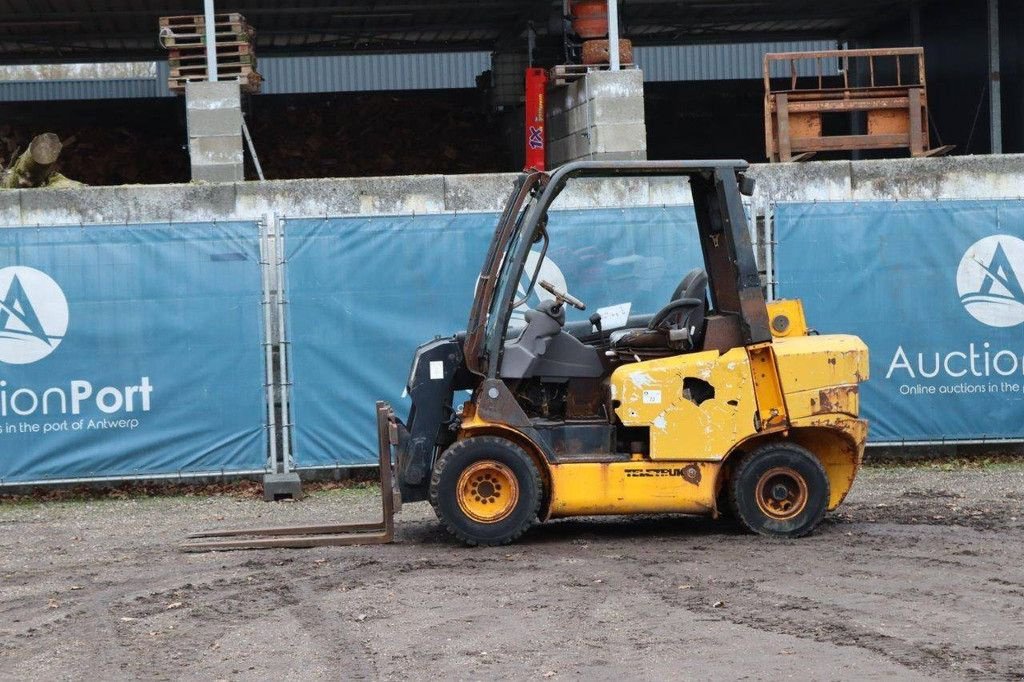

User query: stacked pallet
[159,13,262,94]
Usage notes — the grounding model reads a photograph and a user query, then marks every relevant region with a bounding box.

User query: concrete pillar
[546,69,647,166]
[185,80,244,183]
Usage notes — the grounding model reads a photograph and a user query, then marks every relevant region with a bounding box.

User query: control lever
[539,279,587,310]
[589,312,604,341]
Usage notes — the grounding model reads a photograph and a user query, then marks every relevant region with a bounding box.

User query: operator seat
[610,268,708,352]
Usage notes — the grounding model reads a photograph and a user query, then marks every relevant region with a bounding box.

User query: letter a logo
[957,235,1024,328]
[0,266,69,364]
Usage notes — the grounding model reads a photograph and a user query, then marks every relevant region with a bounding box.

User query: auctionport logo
[956,235,1024,328]
[0,266,69,364]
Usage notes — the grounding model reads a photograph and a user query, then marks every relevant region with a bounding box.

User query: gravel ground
[1,463,1022,681]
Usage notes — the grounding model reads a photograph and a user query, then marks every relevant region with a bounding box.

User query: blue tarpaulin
[775,200,1024,443]
[284,206,703,466]
[0,222,268,482]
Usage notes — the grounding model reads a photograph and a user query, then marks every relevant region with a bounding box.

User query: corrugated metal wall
[0,77,164,101]
[0,62,171,101]
[0,41,837,102]
[260,52,491,94]
[635,40,839,81]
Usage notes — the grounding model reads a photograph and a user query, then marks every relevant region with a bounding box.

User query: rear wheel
[430,436,543,546]
[727,442,829,538]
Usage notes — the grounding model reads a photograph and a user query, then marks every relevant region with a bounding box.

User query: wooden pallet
[160,12,260,94]
[158,12,254,49]
[169,45,255,67]
[159,13,251,30]
[164,39,252,53]
[170,42,254,58]
[549,62,637,86]
[170,61,258,77]
[168,70,262,95]
[160,31,253,48]
[170,55,256,69]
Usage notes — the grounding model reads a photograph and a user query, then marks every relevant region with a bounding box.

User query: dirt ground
[1,463,1022,681]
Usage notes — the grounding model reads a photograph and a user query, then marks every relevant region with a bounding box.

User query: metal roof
[0,1,932,63]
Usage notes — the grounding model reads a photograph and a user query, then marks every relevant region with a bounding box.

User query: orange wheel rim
[456,460,519,524]
[754,466,808,521]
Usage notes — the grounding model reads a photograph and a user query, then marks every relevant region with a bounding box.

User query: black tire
[429,436,543,546]
[714,458,739,524]
[714,489,737,524]
[727,442,829,538]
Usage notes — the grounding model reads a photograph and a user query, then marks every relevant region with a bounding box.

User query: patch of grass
[0,495,45,508]
[308,480,381,498]
[0,471,385,506]
[0,479,266,506]
[865,452,1024,470]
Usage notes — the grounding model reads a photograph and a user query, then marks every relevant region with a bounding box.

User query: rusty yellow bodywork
[460,300,869,521]
[546,459,720,517]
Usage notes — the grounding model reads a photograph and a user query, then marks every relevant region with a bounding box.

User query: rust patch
[476,379,532,427]
[798,414,868,442]
[565,378,603,418]
[682,464,702,486]
[816,385,858,415]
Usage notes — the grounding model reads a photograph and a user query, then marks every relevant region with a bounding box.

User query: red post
[524,67,547,171]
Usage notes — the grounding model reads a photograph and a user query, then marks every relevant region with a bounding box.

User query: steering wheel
[539,279,587,311]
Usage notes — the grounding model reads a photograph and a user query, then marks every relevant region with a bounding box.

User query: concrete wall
[744,154,1024,216]
[1,154,1023,227]
[547,69,648,166]
[185,81,244,184]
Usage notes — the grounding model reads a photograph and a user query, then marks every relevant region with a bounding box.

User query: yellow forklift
[185,160,868,551]
[385,159,868,545]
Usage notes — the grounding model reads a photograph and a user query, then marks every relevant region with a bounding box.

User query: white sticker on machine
[642,389,662,404]
[596,302,632,331]
[429,361,444,380]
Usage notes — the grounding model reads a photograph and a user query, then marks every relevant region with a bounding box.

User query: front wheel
[727,442,830,538]
[429,436,543,546]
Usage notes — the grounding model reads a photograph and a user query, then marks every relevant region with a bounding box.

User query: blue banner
[0,222,267,482]
[776,200,1024,442]
[285,206,703,466]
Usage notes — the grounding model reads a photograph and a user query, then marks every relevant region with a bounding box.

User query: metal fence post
[988,0,1002,154]
[204,0,219,82]
[765,202,777,302]
[260,215,302,500]
[608,0,620,71]
[258,216,278,473]
[274,215,294,473]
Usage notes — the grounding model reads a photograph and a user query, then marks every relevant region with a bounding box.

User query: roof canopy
[0,0,923,63]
